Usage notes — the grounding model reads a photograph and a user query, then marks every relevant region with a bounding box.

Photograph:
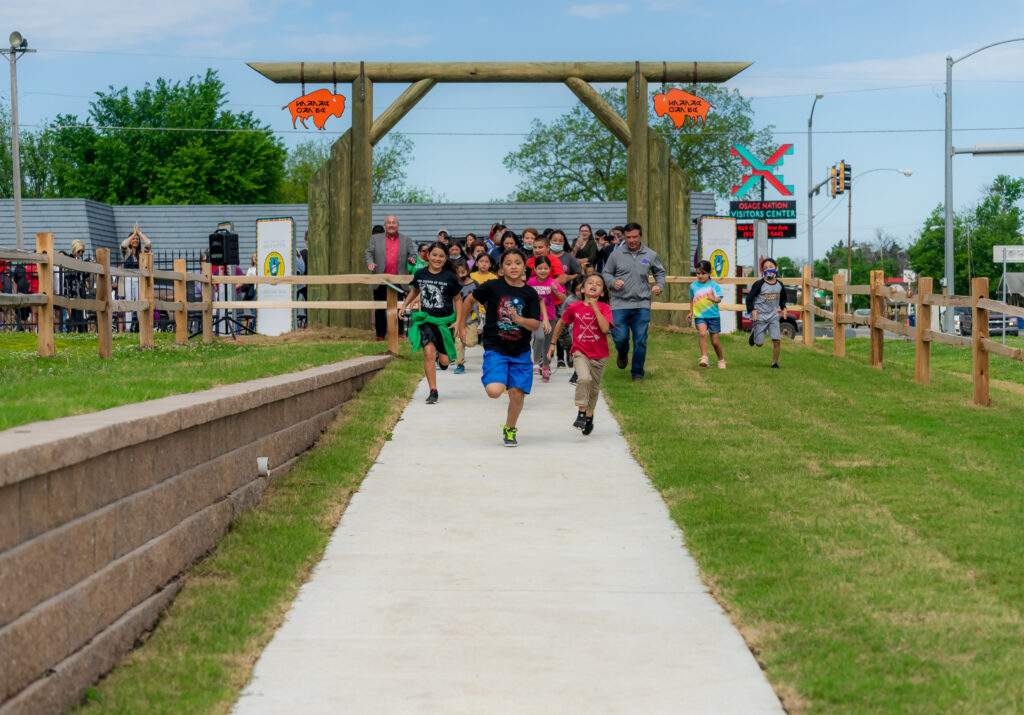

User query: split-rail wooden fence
[4,234,1023,406]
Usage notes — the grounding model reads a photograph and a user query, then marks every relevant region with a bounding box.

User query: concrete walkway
[235,347,783,714]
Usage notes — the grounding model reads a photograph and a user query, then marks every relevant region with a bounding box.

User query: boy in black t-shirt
[401,243,462,404]
[457,248,541,447]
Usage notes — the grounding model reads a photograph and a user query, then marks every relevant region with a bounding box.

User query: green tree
[280,133,442,203]
[0,105,60,198]
[45,70,286,205]
[908,175,1024,295]
[503,84,775,201]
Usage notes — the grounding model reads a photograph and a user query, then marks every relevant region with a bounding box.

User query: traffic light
[837,160,847,194]
[829,165,837,198]
[843,162,852,192]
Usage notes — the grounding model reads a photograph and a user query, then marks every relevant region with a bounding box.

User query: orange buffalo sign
[283,89,346,130]
[653,88,715,129]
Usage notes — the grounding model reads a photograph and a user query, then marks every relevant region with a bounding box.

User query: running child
[527,255,565,382]
[469,253,498,343]
[452,259,477,375]
[547,273,613,436]
[745,257,787,369]
[456,248,541,447]
[560,276,584,385]
[400,242,462,404]
[688,260,725,369]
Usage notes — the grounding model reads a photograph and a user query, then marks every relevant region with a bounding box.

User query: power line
[19,117,1024,139]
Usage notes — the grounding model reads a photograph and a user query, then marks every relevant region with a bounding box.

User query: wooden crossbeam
[249,61,752,84]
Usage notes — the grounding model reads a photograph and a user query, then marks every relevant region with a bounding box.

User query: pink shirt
[527,276,559,321]
[561,301,614,360]
[384,233,400,274]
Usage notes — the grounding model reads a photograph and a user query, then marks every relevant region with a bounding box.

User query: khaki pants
[573,353,606,413]
[455,322,479,365]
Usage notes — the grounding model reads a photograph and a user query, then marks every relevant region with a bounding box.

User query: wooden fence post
[914,277,932,384]
[386,285,399,355]
[35,233,55,357]
[201,262,214,343]
[802,264,813,345]
[869,270,885,368]
[833,272,845,358]
[139,253,155,348]
[173,258,188,345]
[95,248,113,359]
[972,276,990,406]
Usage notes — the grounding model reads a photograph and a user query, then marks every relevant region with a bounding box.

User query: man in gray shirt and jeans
[602,222,666,381]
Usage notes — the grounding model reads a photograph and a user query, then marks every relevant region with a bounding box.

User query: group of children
[400,243,789,447]
[687,256,788,370]
[400,242,614,447]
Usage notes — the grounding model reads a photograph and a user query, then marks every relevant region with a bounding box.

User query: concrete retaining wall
[0,354,391,714]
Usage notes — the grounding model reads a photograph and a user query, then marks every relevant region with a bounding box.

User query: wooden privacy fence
[0,233,413,357]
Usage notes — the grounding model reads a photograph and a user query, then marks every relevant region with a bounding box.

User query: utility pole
[3,31,35,250]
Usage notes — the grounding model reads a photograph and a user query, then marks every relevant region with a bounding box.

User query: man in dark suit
[365,215,416,340]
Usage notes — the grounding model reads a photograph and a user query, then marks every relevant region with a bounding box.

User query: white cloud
[568,3,629,20]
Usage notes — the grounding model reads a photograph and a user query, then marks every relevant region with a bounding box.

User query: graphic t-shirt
[411,267,461,318]
[473,278,541,357]
[527,276,559,321]
[752,279,785,317]
[689,280,723,319]
[561,301,614,360]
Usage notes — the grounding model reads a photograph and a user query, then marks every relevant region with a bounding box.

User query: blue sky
[5,0,1024,266]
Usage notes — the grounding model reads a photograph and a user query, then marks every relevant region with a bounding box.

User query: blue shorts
[481,349,534,394]
[695,317,721,334]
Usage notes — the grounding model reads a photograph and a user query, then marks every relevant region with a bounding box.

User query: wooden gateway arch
[248,61,751,328]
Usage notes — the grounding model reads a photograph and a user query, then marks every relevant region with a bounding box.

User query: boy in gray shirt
[744,258,787,368]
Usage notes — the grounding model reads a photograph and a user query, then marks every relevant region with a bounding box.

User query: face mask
[550,243,564,252]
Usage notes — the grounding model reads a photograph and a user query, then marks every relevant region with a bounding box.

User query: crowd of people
[374,215,666,447]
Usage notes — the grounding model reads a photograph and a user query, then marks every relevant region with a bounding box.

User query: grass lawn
[73,341,423,714]
[603,329,1024,713]
[0,330,389,430]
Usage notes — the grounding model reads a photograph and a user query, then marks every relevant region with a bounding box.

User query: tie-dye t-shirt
[689,280,723,319]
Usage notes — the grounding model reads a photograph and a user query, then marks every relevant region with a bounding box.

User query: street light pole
[2,31,34,251]
[807,93,823,336]
[944,37,1024,332]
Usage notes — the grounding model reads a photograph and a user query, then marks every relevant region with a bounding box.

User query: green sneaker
[502,424,518,447]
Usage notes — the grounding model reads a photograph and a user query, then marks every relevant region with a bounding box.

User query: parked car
[955,306,1019,336]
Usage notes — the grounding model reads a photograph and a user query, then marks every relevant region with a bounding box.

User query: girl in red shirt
[547,273,613,436]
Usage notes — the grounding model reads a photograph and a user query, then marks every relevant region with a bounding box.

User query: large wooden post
[350,73,374,331]
[869,270,885,368]
[307,162,330,328]
[626,71,648,229]
[972,276,990,406]
[329,134,352,327]
[35,232,55,357]
[914,277,932,384]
